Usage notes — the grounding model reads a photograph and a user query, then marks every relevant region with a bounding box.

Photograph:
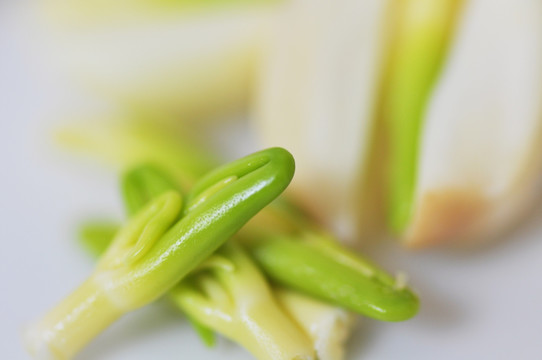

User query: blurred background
[2,0,542,358]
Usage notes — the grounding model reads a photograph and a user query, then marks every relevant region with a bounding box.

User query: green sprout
[77,219,353,360]
[248,233,418,321]
[60,121,419,321]
[25,147,295,359]
[78,221,317,360]
[73,153,418,360]
[81,160,316,359]
[120,161,315,359]
[172,243,316,360]
[121,161,419,322]
[233,194,419,321]
[120,160,316,359]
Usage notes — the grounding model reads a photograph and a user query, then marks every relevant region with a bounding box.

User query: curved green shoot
[78,218,217,348]
[250,234,418,322]
[119,147,419,321]
[25,148,295,359]
[25,193,182,360]
[77,220,354,360]
[123,159,419,322]
[60,120,420,322]
[87,158,313,358]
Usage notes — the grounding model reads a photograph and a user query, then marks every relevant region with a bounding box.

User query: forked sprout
[25,148,295,359]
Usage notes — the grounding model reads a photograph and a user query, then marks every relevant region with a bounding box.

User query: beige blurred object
[254,0,393,243]
[275,288,355,360]
[255,0,542,248]
[36,0,279,121]
[405,0,542,247]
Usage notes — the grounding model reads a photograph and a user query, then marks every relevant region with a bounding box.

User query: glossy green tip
[105,147,295,308]
[250,236,419,322]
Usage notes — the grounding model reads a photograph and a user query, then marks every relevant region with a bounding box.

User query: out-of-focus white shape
[406,0,542,247]
[254,0,392,242]
[23,323,58,360]
[35,2,277,120]
[275,288,355,360]
[40,0,277,26]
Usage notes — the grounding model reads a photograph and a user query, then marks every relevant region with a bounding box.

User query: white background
[2,1,541,359]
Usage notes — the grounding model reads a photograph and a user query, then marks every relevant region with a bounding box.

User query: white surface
[2,1,542,359]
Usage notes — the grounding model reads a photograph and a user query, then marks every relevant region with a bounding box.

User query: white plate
[2,2,542,359]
